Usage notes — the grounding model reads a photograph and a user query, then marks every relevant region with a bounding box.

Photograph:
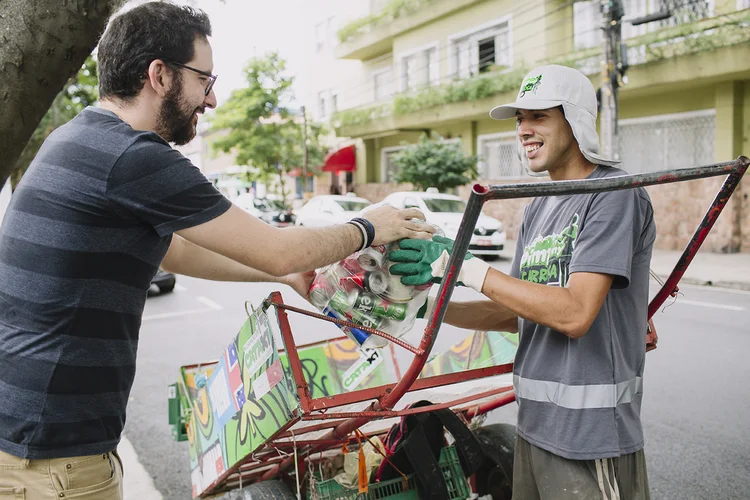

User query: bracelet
[346,220,369,252]
[350,217,375,248]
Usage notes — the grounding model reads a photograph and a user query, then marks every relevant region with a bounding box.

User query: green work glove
[389,235,490,293]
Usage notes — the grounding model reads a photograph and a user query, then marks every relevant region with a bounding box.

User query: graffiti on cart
[179,308,393,498]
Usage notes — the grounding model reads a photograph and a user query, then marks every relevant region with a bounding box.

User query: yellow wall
[619,85,716,120]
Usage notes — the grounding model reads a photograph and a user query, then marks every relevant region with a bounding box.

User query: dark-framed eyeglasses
[165,60,217,96]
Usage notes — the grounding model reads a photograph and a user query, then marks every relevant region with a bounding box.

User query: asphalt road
[125,257,750,499]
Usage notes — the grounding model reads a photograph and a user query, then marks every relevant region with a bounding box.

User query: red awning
[321,145,356,173]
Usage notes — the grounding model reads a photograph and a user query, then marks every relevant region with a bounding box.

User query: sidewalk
[500,240,750,291]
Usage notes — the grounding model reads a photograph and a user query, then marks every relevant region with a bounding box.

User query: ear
[145,59,175,98]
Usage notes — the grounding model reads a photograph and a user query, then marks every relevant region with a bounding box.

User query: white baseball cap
[489,65,619,167]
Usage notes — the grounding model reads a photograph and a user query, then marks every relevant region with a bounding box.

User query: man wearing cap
[390,65,655,499]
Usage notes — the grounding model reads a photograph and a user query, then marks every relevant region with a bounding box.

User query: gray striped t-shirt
[0,107,231,459]
[510,166,656,460]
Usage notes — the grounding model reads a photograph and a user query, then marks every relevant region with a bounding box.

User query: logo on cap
[519,74,542,98]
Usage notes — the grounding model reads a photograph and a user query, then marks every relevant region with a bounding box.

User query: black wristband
[350,217,374,248]
[346,220,368,251]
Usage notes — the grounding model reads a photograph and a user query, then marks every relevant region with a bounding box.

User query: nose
[204,88,217,109]
[517,119,534,141]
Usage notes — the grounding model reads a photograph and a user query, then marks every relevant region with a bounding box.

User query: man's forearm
[162,235,286,283]
[442,299,518,332]
[269,224,364,274]
[480,268,613,338]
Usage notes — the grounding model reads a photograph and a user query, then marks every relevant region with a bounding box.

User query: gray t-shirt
[510,166,656,460]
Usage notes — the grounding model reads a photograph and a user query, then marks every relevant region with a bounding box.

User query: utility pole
[301,105,309,193]
[600,0,624,160]
[600,0,671,159]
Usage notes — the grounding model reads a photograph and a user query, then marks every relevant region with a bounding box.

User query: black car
[255,198,296,227]
[149,269,176,296]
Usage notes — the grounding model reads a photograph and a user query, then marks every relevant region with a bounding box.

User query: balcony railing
[560,8,750,75]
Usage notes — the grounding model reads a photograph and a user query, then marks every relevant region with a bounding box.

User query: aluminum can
[357,245,386,271]
[352,292,407,321]
[339,270,388,295]
[309,282,332,309]
[384,273,415,302]
[364,270,388,294]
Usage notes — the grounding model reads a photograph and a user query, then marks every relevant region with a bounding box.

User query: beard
[156,76,199,146]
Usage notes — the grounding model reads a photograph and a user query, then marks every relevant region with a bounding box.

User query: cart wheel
[215,480,296,500]
[473,423,516,500]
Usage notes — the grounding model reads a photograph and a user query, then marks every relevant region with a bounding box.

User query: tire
[215,480,296,500]
[473,423,516,500]
[481,254,500,262]
[158,282,175,293]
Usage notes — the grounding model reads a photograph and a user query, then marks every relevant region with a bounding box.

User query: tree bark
[0,0,124,187]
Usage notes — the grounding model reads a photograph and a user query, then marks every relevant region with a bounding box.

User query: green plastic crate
[310,445,471,500]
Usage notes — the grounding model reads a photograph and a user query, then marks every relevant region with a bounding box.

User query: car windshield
[335,200,370,212]
[423,198,466,213]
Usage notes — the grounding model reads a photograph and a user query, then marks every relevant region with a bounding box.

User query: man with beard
[0,3,433,498]
[390,66,655,499]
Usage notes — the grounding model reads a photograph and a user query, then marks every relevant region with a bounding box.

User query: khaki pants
[512,435,650,500]
[0,449,123,500]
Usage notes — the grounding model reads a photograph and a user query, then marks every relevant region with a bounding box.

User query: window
[373,68,394,101]
[317,91,326,118]
[401,54,418,92]
[449,19,512,79]
[573,1,602,50]
[317,90,339,118]
[315,16,336,52]
[618,110,715,174]
[477,133,527,179]
[403,197,421,209]
[427,47,439,86]
[423,198,467,213]
[334,200,371,212]
[398,43,439,92]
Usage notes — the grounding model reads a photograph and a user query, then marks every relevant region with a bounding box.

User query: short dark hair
[98,1,211,100]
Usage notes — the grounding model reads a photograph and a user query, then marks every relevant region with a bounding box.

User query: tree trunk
[0,0,124,187]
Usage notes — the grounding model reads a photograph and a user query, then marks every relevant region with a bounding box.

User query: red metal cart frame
[202,156,748,496]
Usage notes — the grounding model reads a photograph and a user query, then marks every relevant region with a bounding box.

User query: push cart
[168,157,748,499]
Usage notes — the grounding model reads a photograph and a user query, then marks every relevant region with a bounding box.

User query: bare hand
[362,205,435,246]
[281,270,317,300]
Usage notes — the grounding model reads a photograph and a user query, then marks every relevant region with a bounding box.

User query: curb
[654,275,750,292]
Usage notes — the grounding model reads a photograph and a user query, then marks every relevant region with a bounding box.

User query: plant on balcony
[390,133,478,192]
[333,68,528,129]
[393,68,527,115]
[332,104,392,128]
[338,0,435,43]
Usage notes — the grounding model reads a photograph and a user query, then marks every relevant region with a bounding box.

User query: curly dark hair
[98,2,212,100]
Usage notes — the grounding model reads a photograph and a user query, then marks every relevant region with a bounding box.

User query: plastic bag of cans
[309,242,431,349]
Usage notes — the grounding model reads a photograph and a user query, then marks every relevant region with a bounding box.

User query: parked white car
[382,189,507,258]
[294,194,372,228]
